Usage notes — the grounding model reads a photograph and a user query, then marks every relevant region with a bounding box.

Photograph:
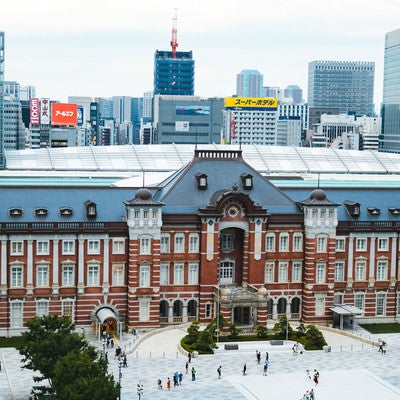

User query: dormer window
[59,207,73,217]
[343,200,360,217]
[9,207,23,217]
[85,201,97,218]
[388,208,400,216]
[35,208,48,217]
[196,173,208,190]
[367,207,380,216]
[241,173,253,190]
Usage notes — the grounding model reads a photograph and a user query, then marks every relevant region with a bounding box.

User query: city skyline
[1,0,399,111]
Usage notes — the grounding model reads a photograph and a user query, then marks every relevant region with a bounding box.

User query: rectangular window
[37,264,49,287]
[317,237,327,253]
[376,293,386,316]
[112,263,125,286]
[62,264,74,286]
[279,234,289,251]
[355,260,366,280]
[62,240,75,255]
[354,293,365,311]
[189,234,199,253]
[293,234,303,251]
[10,241,23,255]
[221,234,234,251]
[140,238,151,255]
[292,261,302,282]
[152,209,158,219]
[134,210,140,219]
[139,299,150,322]
[278,262,288,282]
[160,263,169,285]
[205,303,212,318]
[139,264,150,287]
[37,240,49,255]
[336,238,345,252]
[10,302,23,327]
[265,234,275,252]
[174,263,184,284]
[376,260,388,281]
[378,238,388,251]
[160,234,170,253]
[188,263,199,284]
[356,238,367,251]
[174,234,185,253]
[112,239,125,254]
[36,301,49,317]
[316,262,326,283]
[11,264,23,287]
[334,261,344,281]
[87,263,99,286]
[315,296,325,316]
[88,240,100,254]
[62,300,74,319]
[264,262,274,283]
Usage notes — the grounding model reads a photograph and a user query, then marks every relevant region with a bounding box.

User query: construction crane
[170,8,178,58]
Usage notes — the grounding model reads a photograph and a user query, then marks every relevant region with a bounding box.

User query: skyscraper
[236,69,263,97]
[308,60,375,116]
[153,50,195,96]
[284,85,303,104]
[0,32,4,168]
[379,28,400,153]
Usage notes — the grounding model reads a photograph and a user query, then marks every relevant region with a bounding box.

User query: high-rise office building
[153,50,195,95]
[308,60,375,116]
[284,85,303,104]
[236,69,263,97]
[379,28,400,153]
[0,32,4,168]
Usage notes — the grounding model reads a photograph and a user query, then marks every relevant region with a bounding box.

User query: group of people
[292,341,304,355]
[159,352,196,390]
[302,388,315,400]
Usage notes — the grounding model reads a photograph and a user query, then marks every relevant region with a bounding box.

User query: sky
[2,0,399,110]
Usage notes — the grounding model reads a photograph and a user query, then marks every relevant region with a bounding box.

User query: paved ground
[1,325,399,400]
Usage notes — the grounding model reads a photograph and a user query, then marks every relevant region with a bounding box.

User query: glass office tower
[379,28,400,153]
[308,60,375,116]
[236,69,263,97]
[154,50,194,96]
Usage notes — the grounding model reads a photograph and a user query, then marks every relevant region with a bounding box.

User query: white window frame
[317,236,327,253]
[278,261,288,282]
[315,295,325,316]
[174,263,184,284]
[140,237,151,255]
[87,263,100,286]
[188,263,199,284]
[87,240,100,255]
[62,263,74,286]
[139,263,151,287]
[316,262,326,283]
[292,261,302,282]
[189,234,199,253]
[221,233,234,251]
[62,299,74,319]
[376,259,388,281]
[36,300,49,317]
[334,260,345,281]
[36,263,49,287]
[336,238,345,252]
[11,263,23,287]
[377,238,388,251]
[160,263,169,285]
[279,233,289,251]
[265,234,275,252]
[112,238,125,254]
[174,234,185,253]
[376,292,386,316]
[264,262,274,283]
[160,234,170,253]
[10,301,23,328]
[139,298,150,322]
[10,240,24,255]
[37,240,49,255]
[292,233,303,252]
[356,238,367,251]
[62,240,75,255]
[355,260,366,281]
[112,263,125,286]
[354,292,365,312]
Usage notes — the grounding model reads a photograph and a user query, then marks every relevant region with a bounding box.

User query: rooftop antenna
[170,8,178,58]
[142,169,145,188]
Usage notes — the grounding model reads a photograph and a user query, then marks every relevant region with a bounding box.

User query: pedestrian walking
[263,362,268,376]
[179,372,183,385]
[188,352,192,363]
[265,352,269,363]
[185,361,189,374]
[256,350,261,364]
[167,377,171,391]
[157,378,162,390]
[242,363,247,375]
[191,366,196,381]
[313,369,319,385]
[217,365,222,379]
[306,369,312,381]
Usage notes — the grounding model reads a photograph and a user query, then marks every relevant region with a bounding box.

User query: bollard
[362,343,364,350]
[136,351,138,358]
[176,351,179,359]
[150,351,152,358]
[351,344,353,351]
[340,345,342,352]
[163,351,165,358]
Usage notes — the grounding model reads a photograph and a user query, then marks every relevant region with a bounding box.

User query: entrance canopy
[96,307,117,323]
[330,304,363,330]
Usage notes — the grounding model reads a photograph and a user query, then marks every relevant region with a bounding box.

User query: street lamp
[118,359,123,400]
[102,337,107,358]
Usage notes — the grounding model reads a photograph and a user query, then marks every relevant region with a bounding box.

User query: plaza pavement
[1,324,400,400]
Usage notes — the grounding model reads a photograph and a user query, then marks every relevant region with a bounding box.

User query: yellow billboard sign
[224,97,278,110]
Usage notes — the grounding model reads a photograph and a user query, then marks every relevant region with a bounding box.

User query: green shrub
[256,325,268,338]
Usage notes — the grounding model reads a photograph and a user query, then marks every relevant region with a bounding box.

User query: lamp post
[102,337,106,358]
[118,359,123,400]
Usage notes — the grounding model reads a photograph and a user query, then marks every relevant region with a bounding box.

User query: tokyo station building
[1,144,400,337]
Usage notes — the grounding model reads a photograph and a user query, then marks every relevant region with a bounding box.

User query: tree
[273,315,293,339]
[304,324,327,350]
[185,321,200,346]
[17,315,119,399]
